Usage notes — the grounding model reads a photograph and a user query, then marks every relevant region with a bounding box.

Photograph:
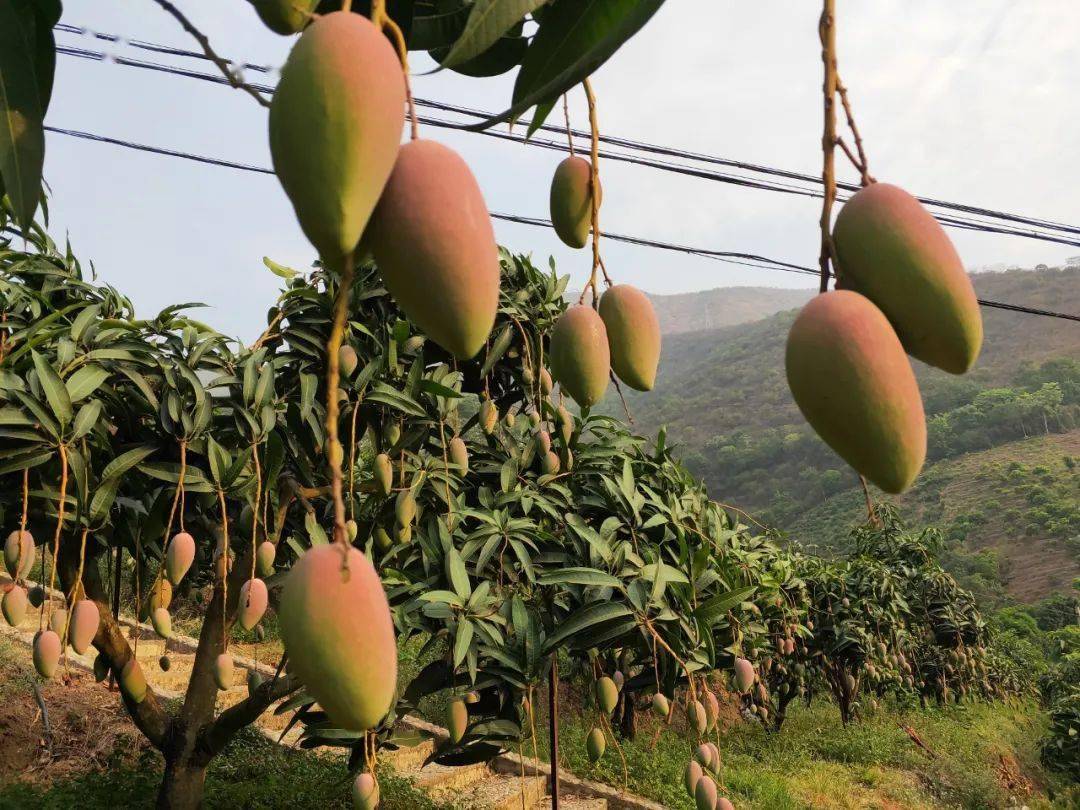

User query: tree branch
[199,674,301,759]
[149,0,272,109]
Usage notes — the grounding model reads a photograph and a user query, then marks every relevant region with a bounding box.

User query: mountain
[602,266,1080,603]
[646,286,814,334]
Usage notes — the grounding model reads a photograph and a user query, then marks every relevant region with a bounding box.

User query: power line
[52,31,1080,249]
[42,123,1080,324]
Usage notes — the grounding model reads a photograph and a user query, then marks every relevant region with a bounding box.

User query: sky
[40,0,1080,340]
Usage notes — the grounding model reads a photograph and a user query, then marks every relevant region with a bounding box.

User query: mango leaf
[543,601,632,651]
[367,383,428,418]
[446,547,472,599]
[441,0,544,68]
[453,618,474,667]
[694,587,757,625]
[537,567,622,588]
[480,323,513,378]
[262,256,297,279]
[69,398,102,441]
[468,0,666,130]
[31,349,71,427]
[0,0,46,230]
[100,444,157,481]
[64,363,109,403]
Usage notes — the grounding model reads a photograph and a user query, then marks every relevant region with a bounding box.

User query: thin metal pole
[547,653,560,808]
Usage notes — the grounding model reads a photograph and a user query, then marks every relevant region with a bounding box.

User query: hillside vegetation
[605,266,1080,601]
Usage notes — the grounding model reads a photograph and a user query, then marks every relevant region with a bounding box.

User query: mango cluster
[786,184,982,493]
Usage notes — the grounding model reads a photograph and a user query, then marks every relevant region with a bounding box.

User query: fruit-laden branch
[199,672,301,759]
[149,0,272,109]
[55,536,171,749]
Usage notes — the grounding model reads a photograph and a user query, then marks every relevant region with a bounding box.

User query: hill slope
[604,266,1080,602]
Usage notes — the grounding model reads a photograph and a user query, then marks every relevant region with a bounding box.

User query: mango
[651,692,670,717]
[695,774,717,810]
[395,490,416,527]
[449,436,469,473]
[166,532,196,586]
[249,0,317,35]
[2,585,27,626]
[70,599,99,654]
[734,657,755,692]
[541,451,560,476]
[447,698,468,744]
[586,726,606,762]
[4,529,34,580]
[599,285,660,391]
[785,291,926,493]
[33,630,61,678]
[279,545,396,730]
[238,578,268,630]
[480,398,498,434]
[214,653,234,690]
[152,607,172,640]
[595,676,619,714]
[49,608,68,643]
[352,772,380,810]
[549,156,600,249]
[383,422,401,448]
[540,368,554,395]
[339,344,358,378]
[367,140,500,359]
[703,689,720,731]
[833,183,982,374]
[121,657,147,703]
[159,655,172,672]
[257,540,277,577]
[373,526,393,551]
[688,699,707,734]
[269,12,406,260]
[534,430,551,455]
[685,760,703,797]
[718,798,735,810]
[373,453,393,496]
[549,305,610,408]
[94,653,110,681]
[27,585,44,608]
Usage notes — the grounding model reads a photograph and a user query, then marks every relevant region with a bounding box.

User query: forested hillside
[606,266,1080,601]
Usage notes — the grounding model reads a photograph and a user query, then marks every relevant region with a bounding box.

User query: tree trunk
[157,754,208,810]
[619,691,636,740]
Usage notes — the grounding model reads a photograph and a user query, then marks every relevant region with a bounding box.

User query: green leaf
[469,0,666,130]
[480,323,513,378]
[263,256,298,279]
[31,349,72,427]
[446,547,472,599]
[418,379,462,400]
[0,0,46,230]
[305,511,328,545]
[543,601,632,651]
[366,383,428,418]
[537,567,622,588]
[69,398,102,440]
[64,363,109,403]
[441,0,544,68]
[453,619,474,667]
[100,444,157,481]
[694,587,757,625]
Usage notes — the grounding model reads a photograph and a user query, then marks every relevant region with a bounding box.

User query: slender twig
[610,373,633,424]
[562,94,575,157]
[817,0,837,293]
[834,136,864,177]
[149,0,272,108]
[836,76,873,185]
[324,257,355,546]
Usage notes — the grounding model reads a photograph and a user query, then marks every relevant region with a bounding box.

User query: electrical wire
[52,31,1080,248]
[42,123,1080,323]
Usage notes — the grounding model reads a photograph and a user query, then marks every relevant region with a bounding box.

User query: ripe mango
[70,599,100,654]
[785,291,926,493]
[448,436,469,474]
[367,140,500,359]
[339,345,359,378]
[833,183,982,374]
[695,774,717,810]
[214,653,234,690]
[279,545,396,730]
[586,726,606,762]
[248,0,317,35]
[257,540,277,577]
[2,585,27,626]
[595,676,619,714]
[447,698,468,744]
[734,657,755,692]
[480,398,498,434]
[703,689,720,731]
[4,529,34,580]
[238,578,268,630]
[685,760,703,797]
[269,12,406,260]
[34,630,61,678]
[166,532,196,586]
[549,305,610,408]
[549,156,600,249]
[352,772,379,810]
[373,453,393,496]
[541,450,561,476]
[121,657,147,703]
[599,285,660,391]
[152,607,172,640]
[651,692,670,717]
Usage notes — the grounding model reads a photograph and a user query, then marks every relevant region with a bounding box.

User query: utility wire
[53,32,1080,248]
[42,123,1080,324]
